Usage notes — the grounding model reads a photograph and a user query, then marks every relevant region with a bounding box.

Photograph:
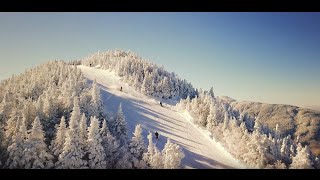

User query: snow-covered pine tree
[206,103,217,129]
[90,79,104,121]
[0,91,10,121]
[79,113,88,154]
[129,124,147,168]
[274,124,281,139]
[149,146,163,169]
[209,86,215,98]
[161,77,172,99]
[112,103,128,146]
[141,72,152,95]
[4,108,19,145]
[115,146,133,169]
[42,91,59,142]
[22,116,54,169]
[21,99,36,130]
[5,117,26,168]
[0,120,6,168]
[79,91,90,119]
[57,97,88,169]
[142,131,154,167]
[87,116,106,169]
[280,135,292,164]
[223,111,230,130]
[290,143,313,169]
[162,138,185,169]
[100,119,120,168]
[50,116,67,161]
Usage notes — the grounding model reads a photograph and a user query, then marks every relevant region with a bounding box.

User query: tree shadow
[94,80,237,169]
[181,148,235,169]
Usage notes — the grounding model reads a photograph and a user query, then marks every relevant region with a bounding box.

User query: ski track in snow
[78,65,244,169]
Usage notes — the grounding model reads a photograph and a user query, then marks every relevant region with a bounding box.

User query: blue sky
[0,12,319,107]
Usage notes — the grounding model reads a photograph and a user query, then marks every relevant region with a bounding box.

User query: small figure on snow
[90,63,92,67]
[120,86,122,91]
[155,131,159,140]
[160,102,163,107]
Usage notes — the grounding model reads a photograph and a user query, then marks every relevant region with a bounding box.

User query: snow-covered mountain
[0,49,319,169]
[78,65,243,169]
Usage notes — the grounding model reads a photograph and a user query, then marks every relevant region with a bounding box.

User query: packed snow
[78,65,244,169]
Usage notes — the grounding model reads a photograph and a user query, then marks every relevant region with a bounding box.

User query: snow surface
[78,65,244,169]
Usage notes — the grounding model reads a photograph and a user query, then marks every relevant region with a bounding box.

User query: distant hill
[230,101,320,156]
[302,105,320,112]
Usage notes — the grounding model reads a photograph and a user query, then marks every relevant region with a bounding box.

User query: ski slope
[78,65,245,169]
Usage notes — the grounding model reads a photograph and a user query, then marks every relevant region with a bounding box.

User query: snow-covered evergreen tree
[143,131,154,167]
[129,124,147,168]
[50,116,67,160]
[115,146,133,169]
[79,113,88,154]
[5,117,25,168]
[4,109,19,145]
[100,119,120,168]
[87,116,106,169]
[209,86,215,98]
[162,138,185,169]
[90,79,104,121]
[149,147,163,169]
[57,97,87,169]
[22,116,54,169]
[112,103,128,146]
[0,91,10,121]
[290,143,313,169]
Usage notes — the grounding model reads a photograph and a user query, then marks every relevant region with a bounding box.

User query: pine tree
[209,86,215,98]
[0,91,10,122]
[5,109,19,144]
[57,97,87,169]
[22,99,36,129]
[100,119,120,168]
[223,111,230,130]
[22,116,54,169]
[50,116,67,160]
[90,79,104,121]
[290,144,313,169]
[6,117,25,168]
[274,124,281,139]
[87,116,106,169]
[162,138,185,169]
[112,103,128,146]
[79,92,90,117]
[150,147,163,169]
[129,124,147,168]
[79,113,88,153]
[161,77,172,99]
[115,146,133,169]
[143,131,154,166]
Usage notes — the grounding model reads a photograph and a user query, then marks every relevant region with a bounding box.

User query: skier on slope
[155,131,159,140]
[160,102,163,107]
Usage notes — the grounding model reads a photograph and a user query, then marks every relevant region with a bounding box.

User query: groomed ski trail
[78,65,244,169]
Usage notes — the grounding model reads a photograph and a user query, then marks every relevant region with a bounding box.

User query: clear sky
[0,12,319,107]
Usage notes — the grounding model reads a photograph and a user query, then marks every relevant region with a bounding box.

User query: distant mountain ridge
[302,105,320,112]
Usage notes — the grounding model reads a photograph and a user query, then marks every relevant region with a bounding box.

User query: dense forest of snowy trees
[0,61,184,169]
[177,90,317,169]
[79,49,197,100]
